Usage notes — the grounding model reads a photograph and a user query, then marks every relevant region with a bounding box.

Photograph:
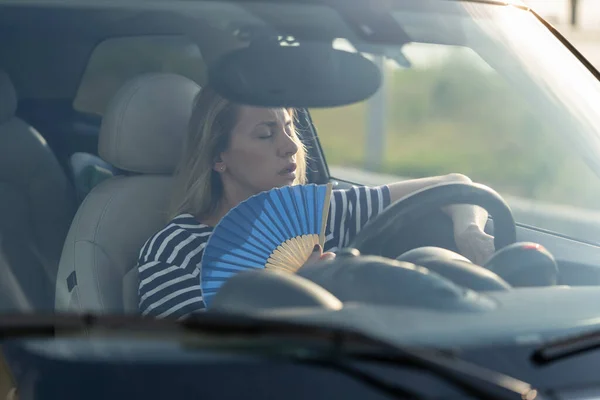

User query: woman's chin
[257,180,293,193]
[276,181,295,188]
[276,175,296,186]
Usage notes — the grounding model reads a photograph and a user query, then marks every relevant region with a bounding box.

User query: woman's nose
[280,132,299,156]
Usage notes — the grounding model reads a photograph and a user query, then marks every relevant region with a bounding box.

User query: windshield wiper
[178,313,540,400]
[0,312,540,400]
[286,347,541,400]
[531,328,600,365]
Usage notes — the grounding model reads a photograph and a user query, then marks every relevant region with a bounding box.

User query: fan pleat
[315,185,325,238]
[313,187,321,236]
[264,197,293,239]
[220,220,276,256]
[204,264,262,276]
[221,210,280,249]
[230,207,283,248]
[275,189,301,234]
[235,199,281,244]
[292,187,309,234]
[203,253,263,270]
[248,199,289,244]
[303,185,316,234]
[205,235,270,264]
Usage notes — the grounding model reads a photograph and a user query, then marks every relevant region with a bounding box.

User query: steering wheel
[348,182,517,259]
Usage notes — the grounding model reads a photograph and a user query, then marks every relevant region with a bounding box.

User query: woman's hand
[303,244,336,267]
[454,223,495,265]
[441,199,495,266]
[385,174,496,265]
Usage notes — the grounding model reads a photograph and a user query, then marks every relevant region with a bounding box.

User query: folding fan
[201,183,333,306]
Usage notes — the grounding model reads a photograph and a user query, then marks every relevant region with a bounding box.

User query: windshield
[314,1,600,240]
[4,0,600,362]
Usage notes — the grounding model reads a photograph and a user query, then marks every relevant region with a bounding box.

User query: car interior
[9,1,600,399]
[0,69,77,313]
[2,0,600,317]
[0,4,594,314]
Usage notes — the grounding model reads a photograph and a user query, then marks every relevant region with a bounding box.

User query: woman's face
[218,106,300,197]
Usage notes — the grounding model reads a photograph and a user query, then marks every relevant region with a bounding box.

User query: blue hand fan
[201,183,333,306]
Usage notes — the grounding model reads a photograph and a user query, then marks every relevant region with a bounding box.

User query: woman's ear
[213,163,226,173]
[213,155,226,173]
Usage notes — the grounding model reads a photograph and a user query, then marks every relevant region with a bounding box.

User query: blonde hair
[170,86,308,220]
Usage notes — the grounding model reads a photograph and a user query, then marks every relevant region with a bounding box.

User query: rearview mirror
[207,40,382,108]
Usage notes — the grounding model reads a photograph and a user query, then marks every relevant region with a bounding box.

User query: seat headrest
[99,73,201,174]
[0,70,17,123]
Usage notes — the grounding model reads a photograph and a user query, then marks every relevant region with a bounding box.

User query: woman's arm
[138,260,206,319]
[137,221,209,319]
[385,173,494,264]
[385,173,488,232]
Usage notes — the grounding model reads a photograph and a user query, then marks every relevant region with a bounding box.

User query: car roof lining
[0,5,243,100]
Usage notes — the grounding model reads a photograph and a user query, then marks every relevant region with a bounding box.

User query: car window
[73,35,205,116]
[311,41,600,243]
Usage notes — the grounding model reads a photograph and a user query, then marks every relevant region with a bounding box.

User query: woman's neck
[201,200,234,227]
[200,186,253,227]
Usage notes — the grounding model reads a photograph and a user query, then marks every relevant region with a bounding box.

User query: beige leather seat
[0,70,77,311]
[55,73,201,314]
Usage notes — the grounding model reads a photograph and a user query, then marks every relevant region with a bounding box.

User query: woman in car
[136,86,495,319]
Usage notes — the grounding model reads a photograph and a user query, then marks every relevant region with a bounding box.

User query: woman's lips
[279,163,297,179]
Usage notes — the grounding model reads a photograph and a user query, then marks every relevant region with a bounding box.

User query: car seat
[55,72,201,314]
[0,69,77,311]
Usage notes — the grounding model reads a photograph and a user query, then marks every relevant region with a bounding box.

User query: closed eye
[258,130,274,139]
[254,119,292,138]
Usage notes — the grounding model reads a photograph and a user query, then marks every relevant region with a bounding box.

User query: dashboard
[4,285,600,399]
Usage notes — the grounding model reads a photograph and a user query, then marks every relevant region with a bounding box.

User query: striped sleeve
[325,185,391,251]
[137,221,211,319]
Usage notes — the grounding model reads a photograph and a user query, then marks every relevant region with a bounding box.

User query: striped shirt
[137,185,391,319]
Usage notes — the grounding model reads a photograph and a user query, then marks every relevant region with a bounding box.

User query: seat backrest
[0,70,77,311]
[55,73,201,314]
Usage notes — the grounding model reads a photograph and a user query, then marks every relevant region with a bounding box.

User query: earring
[220,166,225,172]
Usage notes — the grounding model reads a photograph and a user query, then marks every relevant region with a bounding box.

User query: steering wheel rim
[348,182,517,257]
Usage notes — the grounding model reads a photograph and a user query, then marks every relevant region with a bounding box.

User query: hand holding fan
[201,183,333,306]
